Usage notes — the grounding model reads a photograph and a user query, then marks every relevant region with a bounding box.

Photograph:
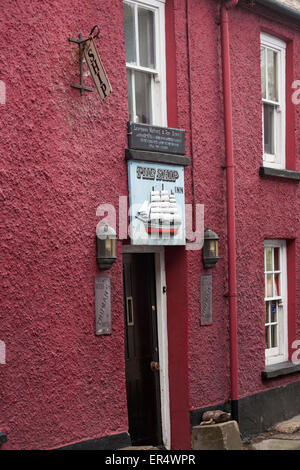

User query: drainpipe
[220,0,239,422]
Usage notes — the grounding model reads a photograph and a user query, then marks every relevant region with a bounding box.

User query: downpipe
[220,0,239,422]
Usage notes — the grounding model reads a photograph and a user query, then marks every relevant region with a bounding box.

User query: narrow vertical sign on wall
[95,276,111,335]
[84,38,112,101]
[201,274,212,325]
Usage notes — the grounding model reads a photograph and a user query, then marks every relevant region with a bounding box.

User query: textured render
[0,0,299,451]
[175,0,300,410]
[176,0,231,408]
[0,0,129,450]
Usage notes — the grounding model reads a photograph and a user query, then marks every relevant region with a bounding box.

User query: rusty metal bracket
[68,25,100,95]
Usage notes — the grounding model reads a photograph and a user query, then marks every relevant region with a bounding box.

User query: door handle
[150,361,160,371]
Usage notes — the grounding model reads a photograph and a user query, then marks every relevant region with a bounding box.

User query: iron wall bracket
[69,26,100,96]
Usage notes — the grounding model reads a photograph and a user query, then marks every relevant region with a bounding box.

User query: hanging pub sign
[83,38,112,101]
[128,160,186,245]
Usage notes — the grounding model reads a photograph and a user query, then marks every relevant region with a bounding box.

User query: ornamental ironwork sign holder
[69,25,100,95]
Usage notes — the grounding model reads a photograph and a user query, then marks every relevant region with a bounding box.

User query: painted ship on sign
[136,185,182,236]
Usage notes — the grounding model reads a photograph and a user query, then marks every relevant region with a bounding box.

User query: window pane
[270,301,277,323]
[265,326,270,349]
[267,49,278,102]
[274,247,280,271]
[138,7,155,69]
[134,71,152,124]
[124,2,137,64]
[271,325,278,348]
[266,274,273,298]
[126,69,134,121]
[261,47,266,99]
[265,247,273,271]
[265,302,269,324]
[263,103,275,155]
[274,273,281,296]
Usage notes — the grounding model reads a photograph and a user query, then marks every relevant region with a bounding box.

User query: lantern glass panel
[204,242,209,258]
[209,240,216,257]
[104,238,112,258]
[111,238,117,258]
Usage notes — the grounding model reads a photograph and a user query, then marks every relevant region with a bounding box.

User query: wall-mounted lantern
[96,223,117,270]
[202,228,220,269]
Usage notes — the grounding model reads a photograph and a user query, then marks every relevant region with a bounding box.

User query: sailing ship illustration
[135,185,182,236]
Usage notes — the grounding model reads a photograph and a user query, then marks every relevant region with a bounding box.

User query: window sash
[124,0,158,72]
[260,33,286,169]
[264,241,288,365]
[124,0,166,126]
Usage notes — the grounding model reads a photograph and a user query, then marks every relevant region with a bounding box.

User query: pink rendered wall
[0,0,129,450]
[0,0,299,451]
[180,1,300,411]
[172,0,231,408]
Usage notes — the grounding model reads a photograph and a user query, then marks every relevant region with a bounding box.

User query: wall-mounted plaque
[201,274,212,325]
[95,276,111,335]
[128,122,185,155]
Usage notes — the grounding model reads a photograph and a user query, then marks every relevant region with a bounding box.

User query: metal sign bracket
[68,25,100,96]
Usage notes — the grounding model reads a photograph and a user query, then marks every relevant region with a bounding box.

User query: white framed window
[123,0,167,126]
[260,33,286,169]
[264,240,288,365]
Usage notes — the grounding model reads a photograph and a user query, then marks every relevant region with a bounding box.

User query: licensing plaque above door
[128,122,186,155]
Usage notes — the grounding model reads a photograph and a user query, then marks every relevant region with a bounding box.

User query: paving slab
[244,416,300,450]
[250,439,300,450]
[272,431,300,440]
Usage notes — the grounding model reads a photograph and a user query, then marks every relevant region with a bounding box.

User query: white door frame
[122,245,171,449]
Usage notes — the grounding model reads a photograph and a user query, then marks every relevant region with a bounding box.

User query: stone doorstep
[192,420,242,450]
[272,415,300,434]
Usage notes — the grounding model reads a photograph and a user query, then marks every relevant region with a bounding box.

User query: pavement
[121,416,300,451]
[243,415,300,450]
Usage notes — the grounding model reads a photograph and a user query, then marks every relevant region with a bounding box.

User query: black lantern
[202,228,220,269]
[96,223,117,270]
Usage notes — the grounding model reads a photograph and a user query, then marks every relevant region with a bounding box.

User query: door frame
[122,245,171,449]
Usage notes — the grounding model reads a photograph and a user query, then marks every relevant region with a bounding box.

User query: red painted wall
[0,0,299,450]
[178,1,300,411]
[0,0,129,450]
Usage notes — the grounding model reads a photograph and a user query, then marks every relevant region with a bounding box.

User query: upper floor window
[123,0,167,126]
[260,33,286,169]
